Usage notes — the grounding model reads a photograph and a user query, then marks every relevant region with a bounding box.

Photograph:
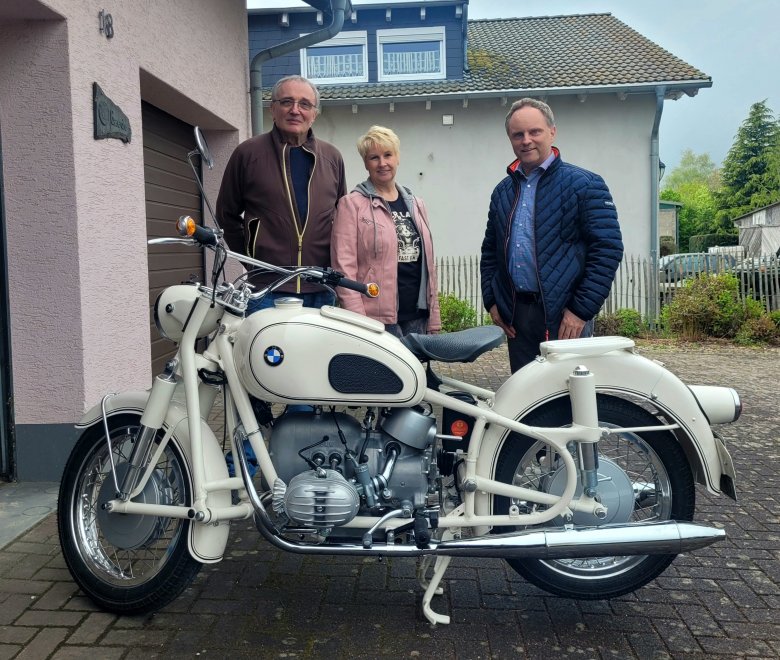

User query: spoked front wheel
[57,414,201,614]
[494,395,695,599]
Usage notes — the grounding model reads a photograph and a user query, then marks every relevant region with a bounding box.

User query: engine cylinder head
[283,469,360,528]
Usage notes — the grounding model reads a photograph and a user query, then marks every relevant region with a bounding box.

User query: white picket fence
[436,255,780,325]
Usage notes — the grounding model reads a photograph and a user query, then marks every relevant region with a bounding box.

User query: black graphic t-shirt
[388,196,425,321]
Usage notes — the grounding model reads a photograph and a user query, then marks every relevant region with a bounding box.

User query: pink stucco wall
[0,17,83,422]
[1,0,249,425]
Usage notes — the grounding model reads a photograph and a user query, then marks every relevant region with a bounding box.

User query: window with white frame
[377,27,446,82]
[301,31,368,84]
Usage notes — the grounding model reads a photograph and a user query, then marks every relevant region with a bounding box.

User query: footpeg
[414,515,431,548]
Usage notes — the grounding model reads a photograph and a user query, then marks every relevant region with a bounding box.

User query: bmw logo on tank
[263,345,284,366]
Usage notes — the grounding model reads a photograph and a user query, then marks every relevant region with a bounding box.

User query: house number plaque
[98,10,114,39]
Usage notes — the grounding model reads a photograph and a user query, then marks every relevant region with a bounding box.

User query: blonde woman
[331,126,440,337]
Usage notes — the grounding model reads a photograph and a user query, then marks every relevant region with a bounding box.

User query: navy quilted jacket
[481,150,623,336]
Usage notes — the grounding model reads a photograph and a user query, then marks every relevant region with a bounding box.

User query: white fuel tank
[233,301,427,406]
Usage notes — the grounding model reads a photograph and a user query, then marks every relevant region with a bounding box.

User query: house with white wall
[0,0,251,480]
[248,0,712,263]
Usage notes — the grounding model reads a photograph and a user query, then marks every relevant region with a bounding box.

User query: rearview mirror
[193,126,213,170]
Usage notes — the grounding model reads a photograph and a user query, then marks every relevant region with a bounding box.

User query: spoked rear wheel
[58,414,201,614]
[494,395,695,599]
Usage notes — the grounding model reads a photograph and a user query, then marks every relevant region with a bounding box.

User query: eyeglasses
[272,98,317,112]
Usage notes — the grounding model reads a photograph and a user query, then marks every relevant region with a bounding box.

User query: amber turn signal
[176,215,197,237]
[367,283,380,298]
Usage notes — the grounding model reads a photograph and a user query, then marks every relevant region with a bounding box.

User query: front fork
[111,359,180,501]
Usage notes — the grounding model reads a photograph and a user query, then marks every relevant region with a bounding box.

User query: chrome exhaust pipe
[435,521,724,559]
[238,440,725,560]
[253,500,724,559]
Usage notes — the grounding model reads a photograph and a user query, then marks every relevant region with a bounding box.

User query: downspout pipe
[250,0,348,136]
[462,2,470,72]
[649,86,665,322]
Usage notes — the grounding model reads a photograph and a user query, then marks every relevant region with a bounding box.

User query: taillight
[450,419,469,437]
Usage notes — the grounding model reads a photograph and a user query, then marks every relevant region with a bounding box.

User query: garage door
[143,102,205,376]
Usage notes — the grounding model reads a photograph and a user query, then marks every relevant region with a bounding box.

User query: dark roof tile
[305,13,709,102]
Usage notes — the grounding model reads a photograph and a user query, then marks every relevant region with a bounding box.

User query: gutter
[316,79,712,106]
[250,0,349,136]
[649,86,665,322]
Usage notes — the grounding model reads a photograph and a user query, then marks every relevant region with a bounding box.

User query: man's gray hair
[505,98,555,133]
[271,75,321,113]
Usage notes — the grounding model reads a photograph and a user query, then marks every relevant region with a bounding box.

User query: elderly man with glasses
[216,75,347,477]
[217,75,347,313]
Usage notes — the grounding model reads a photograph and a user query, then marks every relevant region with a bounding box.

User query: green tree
[661,149,720,191]
[660,149,721,251]
[717,100,780,227]
[661,183,718,251]
[763,131,780,204]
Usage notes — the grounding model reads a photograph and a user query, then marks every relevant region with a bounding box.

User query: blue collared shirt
[508,152,556,292]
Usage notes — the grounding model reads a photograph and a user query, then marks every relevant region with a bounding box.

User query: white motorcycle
[57,129,741,625]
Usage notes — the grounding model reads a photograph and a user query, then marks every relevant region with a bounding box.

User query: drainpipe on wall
[462,2,470,72]
[250,0,349,136]
[649,86,665,323]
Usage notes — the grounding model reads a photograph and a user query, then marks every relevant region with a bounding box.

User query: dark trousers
[506,301,595,373]
[246,290,336,315]
[507,299,548,373]
[385,316,428,338]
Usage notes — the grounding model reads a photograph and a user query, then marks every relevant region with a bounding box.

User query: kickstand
[418,529,455,626]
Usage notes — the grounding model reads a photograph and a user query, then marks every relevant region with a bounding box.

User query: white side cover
[78,391,231,563]
[474,345,730,517]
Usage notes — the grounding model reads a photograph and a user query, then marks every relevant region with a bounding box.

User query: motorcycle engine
[269,407,438,529]
[280,469,361,528]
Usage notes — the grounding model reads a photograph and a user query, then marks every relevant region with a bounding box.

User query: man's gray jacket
[481,149,623,337]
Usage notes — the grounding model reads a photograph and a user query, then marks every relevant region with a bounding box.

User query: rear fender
[77,391,230,563]
[474,339,736,518]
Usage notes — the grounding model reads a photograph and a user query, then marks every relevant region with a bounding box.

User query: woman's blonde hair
[357,125,400,160]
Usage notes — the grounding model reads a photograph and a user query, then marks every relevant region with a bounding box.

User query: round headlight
[154,284,201,342]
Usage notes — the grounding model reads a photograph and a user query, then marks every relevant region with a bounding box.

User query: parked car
[658,253,736,284]
[733,251,780,274]
[731,252,780,309]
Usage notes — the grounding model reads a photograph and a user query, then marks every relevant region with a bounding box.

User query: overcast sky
[466,0,780,173]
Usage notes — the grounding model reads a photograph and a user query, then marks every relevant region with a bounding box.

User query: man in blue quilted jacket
[481,98,623,372]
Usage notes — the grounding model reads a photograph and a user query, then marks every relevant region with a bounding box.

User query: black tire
[494,394,695,599]
[58,414,202,614]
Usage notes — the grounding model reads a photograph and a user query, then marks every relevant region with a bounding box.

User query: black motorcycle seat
[400,325,506,363]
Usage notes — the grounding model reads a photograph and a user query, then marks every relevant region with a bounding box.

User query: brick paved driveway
[1,343,778,659]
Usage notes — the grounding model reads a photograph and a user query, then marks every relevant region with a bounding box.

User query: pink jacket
[331,182,441,332]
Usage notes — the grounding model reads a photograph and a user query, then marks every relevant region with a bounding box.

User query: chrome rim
[510,424,673,579]
[70,424,188,587]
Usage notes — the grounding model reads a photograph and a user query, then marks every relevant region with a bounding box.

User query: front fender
[78,391,230,563]
[475,338,736,517]
[78,390,149,427]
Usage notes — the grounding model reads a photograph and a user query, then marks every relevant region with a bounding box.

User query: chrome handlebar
[148,222,375,301]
